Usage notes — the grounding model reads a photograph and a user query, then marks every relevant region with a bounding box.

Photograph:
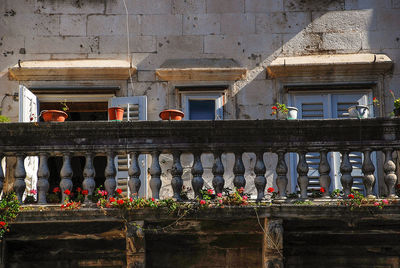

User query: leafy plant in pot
[40,100,69,122]
[347,97,378,119]
[271,103,298,119]
[390,90,400,117]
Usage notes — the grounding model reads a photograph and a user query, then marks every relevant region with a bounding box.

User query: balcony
[1,119,400,267]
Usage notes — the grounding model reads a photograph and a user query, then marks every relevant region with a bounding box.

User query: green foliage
[0,115,10,123]
[0,193,21,238]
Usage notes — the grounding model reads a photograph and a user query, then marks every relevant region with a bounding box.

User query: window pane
[189,100,215,120]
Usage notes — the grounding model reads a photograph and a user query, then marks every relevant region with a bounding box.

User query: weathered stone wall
[1,0,399,197]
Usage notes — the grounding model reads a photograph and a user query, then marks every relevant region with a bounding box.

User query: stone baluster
[60,153,73,203]
[128,152,141,199]
[254,152,266,202]
[37,153,50,204]
[276,150,288,200]
[212,152,225,195]
[14,154,26,204]
[171,151,183,201]
[105,151,117,198]
[233,152,246,190]
[318,150,331,198]
[150,151,162,200]
[297,151,309,199]
[362,149,376,198]
[383,148,398,198]
[191,151,204,198]
[0,154,4,194]
[340,151,353,197]
[83,153,96,203]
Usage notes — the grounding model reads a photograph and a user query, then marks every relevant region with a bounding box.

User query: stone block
[245,34,282,53]
[140,15,183,36]
[206,0,244,13]
[204,35,245,54]
[346,0,391,9]
[60,15,86,36]
[172,0,206,14]
[183,14,220,35]
[322,32,361,51]
[138,71,156,82]
[282,31,322,56]
[361,31,400,50]
[106,0,172,14]
[34,0,105,14]
[1,14,60,37]
[256,12,311,34]
[245,0,284,12]
[284,0,344,11]
[236,80,273,107]
[382,49,400,75]
[87,15,139,36]
[221,14,255,35]
[25,36,99,54]
[4,0,36,14]
[311,10,376,33]
[157,35,203,54]
[377,9,400,32]
[99,35,156,53]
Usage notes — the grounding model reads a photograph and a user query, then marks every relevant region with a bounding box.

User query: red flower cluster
[320,187,325,193]
[237,187,244,194]
[53,187,61,193]
[348,194,354,199]
[116,188,123,195]
[64,189,71,195]
[267,187,275,193]
[207,189,214,195]
[76,187,81,193]
[200,200,206,205]
[109,197,116,203]
[98,190,108,196]
[117,199,124,205]
[0,221,6,228]
[82,190,89,195]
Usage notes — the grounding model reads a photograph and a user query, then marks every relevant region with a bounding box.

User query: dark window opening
[189,100,215,120]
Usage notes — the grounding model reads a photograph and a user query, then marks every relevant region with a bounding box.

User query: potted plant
[271,103,298,120]
[41,100,69,122]
[347,97,378,119]
[390,90,400,116]
[108,106,124,121]
[159,109,184,120]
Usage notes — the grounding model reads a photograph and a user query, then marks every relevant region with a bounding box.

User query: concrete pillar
[126,221,146,268]
[262,218,284,268]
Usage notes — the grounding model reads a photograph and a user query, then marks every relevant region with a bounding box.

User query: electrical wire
[122,0,135,96]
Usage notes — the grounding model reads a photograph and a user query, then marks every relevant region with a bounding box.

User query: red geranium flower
[117,199,124,205]
[64,189,71,195]
[207,189,214,195]
[116,188,123,195]
[0,221,6,228]
[76,187,81,193]
[320,187,325,193]
[267,187,274,193]
[82,190,89,195]
[53,187,60,193]
[243,195,248,200]
[348,194,354,199]
[151,197,155,202]
[200,200,206,205]
[272,106,278,110]
[109,197,116,203]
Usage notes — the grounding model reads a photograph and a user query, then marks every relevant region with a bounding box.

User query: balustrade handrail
[0,118,399,204]
[0,118,399,154]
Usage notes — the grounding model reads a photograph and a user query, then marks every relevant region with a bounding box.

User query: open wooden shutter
[108,96,147,198]
[19,85,39,199]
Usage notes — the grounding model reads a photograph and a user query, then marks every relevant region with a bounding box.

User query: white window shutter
[108,96,148,198]
[290,92,376,196]
[18,85,39,199]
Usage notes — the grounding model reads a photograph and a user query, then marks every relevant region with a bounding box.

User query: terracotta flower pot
[108,107,124,121]
[159,109,184,120]
[41,110,68,122]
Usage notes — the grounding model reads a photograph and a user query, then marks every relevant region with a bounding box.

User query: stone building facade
[0,0,399,197]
